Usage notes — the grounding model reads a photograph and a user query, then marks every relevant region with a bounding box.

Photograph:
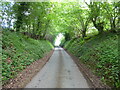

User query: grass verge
[64,32,119,88]
[2,30,53,85]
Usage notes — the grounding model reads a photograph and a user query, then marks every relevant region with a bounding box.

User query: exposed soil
[3,50,54,88]
[64,48,111,89]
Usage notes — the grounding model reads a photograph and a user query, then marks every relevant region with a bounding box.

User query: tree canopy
[1,1,120,42]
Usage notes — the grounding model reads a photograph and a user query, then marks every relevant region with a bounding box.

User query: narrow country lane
[25,48,90,88]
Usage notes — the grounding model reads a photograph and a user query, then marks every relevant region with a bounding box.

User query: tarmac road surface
[25,47,90,88]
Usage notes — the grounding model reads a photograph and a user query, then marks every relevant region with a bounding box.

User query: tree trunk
[16,19,21,32]
[82,29,87,38]
[110,18,116,33]
[97,23,104,34]
[92,19,104,34]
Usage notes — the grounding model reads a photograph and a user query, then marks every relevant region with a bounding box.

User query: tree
[73,7,90,38]
[102,2,120,32]
[13,2,30,32]
[88,2,105,34]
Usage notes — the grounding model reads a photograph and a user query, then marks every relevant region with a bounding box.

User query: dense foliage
[2,30,53,84]
[1,2,119,41]
[1,1,119,88]
[64,32,119,88]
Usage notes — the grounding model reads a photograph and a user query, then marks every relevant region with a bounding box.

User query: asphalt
[25,48,90,88]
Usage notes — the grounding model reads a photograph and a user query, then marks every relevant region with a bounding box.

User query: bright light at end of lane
[55,33,64,46]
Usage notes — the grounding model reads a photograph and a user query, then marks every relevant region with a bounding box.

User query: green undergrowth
[64,32,119,88]
[2,30,53,85]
